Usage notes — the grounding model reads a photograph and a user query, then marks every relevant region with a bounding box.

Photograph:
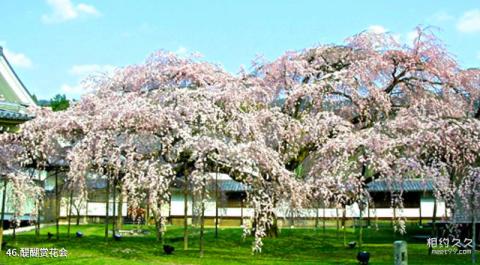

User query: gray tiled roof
[216,179,248,192]
[367,179,434,192]
[0,109,31,121]
[173,177,249,192]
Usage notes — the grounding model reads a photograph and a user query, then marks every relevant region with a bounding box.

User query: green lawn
[0,222,477,264]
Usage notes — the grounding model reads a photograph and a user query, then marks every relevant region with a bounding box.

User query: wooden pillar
[215,171,219,238]
[429,197,437,255]
[183,173,189,250]
[343,206,347,247]
[471,185,477,264]
[367,202,371,227]
[36,170,42,239]
[112,179,116,236]
[199,180,206,258]
[336,207,339,239]
[419,199,423,226]
[145,192,150,226]
[322,207,326,234]
[67,190,73,238]
[167,194,172,225]
[104,177,110,241]
[0,178,7,250]
[55,170,60,240]
[240,198,244,226]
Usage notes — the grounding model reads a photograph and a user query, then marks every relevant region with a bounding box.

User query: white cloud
[69,64,115,77]
[175,46,188,56]
[457,9,480,33]
[406,31,418,45]
[42,0,100,24]
[367,25,387,34]
[60,83,91,95]
[61,64,115,97]
[430,11,454,23]
[76,3,100,15]
[366,25,402,43]
[0,43,33,69]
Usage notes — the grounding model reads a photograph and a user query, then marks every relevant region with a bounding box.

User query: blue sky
[1,0,479,99]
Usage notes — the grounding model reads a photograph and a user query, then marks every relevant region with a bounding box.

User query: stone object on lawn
[394,240,408,265]
[357,251,370,265]
[114,233,122,241]
[163,244,174,254]
[348,241,357,248]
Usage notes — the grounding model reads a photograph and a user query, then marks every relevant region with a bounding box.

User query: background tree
[50,94,70,112]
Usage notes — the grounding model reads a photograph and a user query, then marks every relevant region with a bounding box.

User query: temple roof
[367,179,434,192]
[0,46,36,107]
[0,46,36,125]
[0,108,31,121]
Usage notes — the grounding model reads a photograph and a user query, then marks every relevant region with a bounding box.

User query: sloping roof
[0,46,36,106]
[367,179,434,192]
[172,175,249,193]
[215,179,248,192]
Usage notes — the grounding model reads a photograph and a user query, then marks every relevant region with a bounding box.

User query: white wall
[169,196,448,219]
[58,196,448,219]
[60,201,128,217]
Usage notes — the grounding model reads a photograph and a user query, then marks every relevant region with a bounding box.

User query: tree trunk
[67,190,73,238]
[0,179,7,250]
[419,201,423,227]
[76,210,80,226]
[117,190,123,230]
[429,197,437,255]
[290,208,294,227]
[359,204,363,249]
[168,194,172,225]
[183,173,189,250]
[367,202,371,227]
[12,214,16,240]
[191,190,195,226]
[112,179,116,237]
[36,171,42,240]
[471,189,477,265]
[240,199,244,226]
[336,207,339,239]
[315,207,319,229]
[104,178,110,241]
[343,206,347,247]
[200,181,206,258]
[323,207,326,234]
[215,171,219,239]
[267,213,279,238]
[84,200,89,224]
[393,206,397,240]
[145,192,150,226]
[55,170,60,240]
[156,201,164,245]
[36,198,41,239]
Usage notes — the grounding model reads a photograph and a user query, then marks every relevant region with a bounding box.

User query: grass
[0,221,477,264]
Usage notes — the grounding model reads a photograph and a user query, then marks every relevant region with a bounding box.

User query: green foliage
[31,94,39,105]
[50,94,70,112]
[294,164,304,178]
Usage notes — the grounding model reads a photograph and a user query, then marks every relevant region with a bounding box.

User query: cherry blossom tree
[0,135,43,248]
[7,27,479,256]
